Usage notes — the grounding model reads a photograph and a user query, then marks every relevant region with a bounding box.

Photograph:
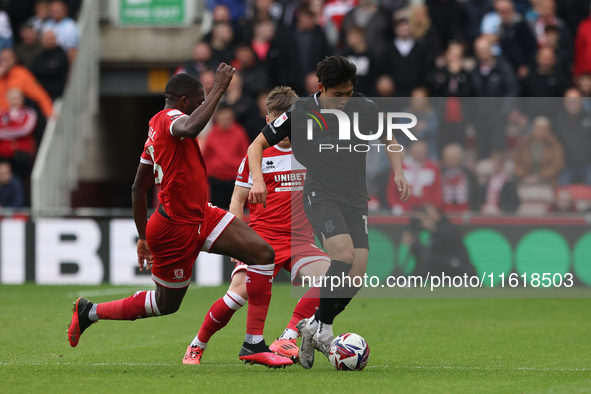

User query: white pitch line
[1,362,590,372]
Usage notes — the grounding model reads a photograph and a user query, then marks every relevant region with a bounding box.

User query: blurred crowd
[0,0,79,208]
[1,0,589,215]
[188,0,591,216]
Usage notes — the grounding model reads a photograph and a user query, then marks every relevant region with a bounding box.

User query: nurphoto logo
[305,109,419,152]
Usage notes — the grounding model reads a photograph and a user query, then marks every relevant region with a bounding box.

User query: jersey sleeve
[140,137,153,165]
[261,111,291,146]
[235,155,252,188]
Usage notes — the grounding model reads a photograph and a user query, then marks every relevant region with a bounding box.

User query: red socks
[195,290,246,345]
[96,290,160,320]
[287,286,320,331]
[245,264,274,338]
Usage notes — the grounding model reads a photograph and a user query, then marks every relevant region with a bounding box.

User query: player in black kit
[247,56,411,369]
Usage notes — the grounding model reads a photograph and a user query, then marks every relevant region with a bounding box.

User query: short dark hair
[165,73,204,102]
[316,56,357,89]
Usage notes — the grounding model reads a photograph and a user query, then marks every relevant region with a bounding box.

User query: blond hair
[266,86,298,117]
[409,4,431,40]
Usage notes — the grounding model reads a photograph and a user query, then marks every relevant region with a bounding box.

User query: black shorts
[303,192,369,250]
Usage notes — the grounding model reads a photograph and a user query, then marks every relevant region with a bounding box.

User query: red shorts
[148,203,234,288]
[232,238,330,285]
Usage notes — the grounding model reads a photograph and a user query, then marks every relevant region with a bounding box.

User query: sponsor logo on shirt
[273,112,288,127]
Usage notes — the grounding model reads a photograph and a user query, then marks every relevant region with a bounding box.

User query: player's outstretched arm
[131,162,155,271]
[172,63,235,139]
[229,185,251,222]
[380,134,411,202]
[247,133,271,208]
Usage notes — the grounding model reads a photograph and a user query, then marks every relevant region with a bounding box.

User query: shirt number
[145,145,164,184]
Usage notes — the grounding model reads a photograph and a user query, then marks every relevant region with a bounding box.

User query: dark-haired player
[67,64,291,367]
[247,56,411,369]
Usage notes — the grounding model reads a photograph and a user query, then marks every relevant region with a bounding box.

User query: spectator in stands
[514,116,564,187]
[470,35,518,158]
[409,4,442,68]
[42,0,79,63]
[555,0,590,37]
[574,5,591,79]
[375,74,396,97]
[480,151,520,214]
[30,30,69,100]
[0,8,13,52]
[199,69,216,96]
[401,204,476,278]
[340,0,392,59]
[242,0,282,42]
[26,1,50,33]
[238,89,268,142]
[514,0,533,16]
[543,24,573,81]
[387,140,442,215]
[576,73,591,97]
[201,4,233,40]
[340,26,378,96]
[527,0,572,55]
[553,88,591,185]
[367,143,391,211]
[521,47,568,118]
[0,48,53,119]
[222,72,259,141]
[0,89,37,183]
[440,143,481,212]
[402,87,439,160]
[232,43,268,99]
[0,159,24,209]
[496,0,537,79]
[383,15,428,97]
[251,20,275,61]
[207,22,236,67]
[575,73,591,112]
[267,6,330,95]
[550,187,577,212]
[425,0,462,51]
[201,103,250,209]
[207,0,246,23]
[175,41,217,80]
[461,0,494,48]
[426,42,473,153]
[322,0,358,47]
[15,22,43,69]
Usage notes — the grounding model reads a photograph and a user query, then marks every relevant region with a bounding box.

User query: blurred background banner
[118,0,189,27]
[1,215,590,291]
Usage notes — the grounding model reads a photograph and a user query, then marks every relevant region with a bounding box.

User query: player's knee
[253,241,275,266]
[158,301,181,316]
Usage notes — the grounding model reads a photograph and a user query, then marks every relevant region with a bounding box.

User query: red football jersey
[235,145,313,240]
[140,108,207,224]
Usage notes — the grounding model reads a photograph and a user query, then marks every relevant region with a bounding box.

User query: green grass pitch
[1,283,591,393]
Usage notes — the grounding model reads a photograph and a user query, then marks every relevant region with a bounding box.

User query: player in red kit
[67,65,291,367]
[182,86,330,365]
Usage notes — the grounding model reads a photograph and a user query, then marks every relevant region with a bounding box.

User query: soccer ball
[328,333,370,371]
